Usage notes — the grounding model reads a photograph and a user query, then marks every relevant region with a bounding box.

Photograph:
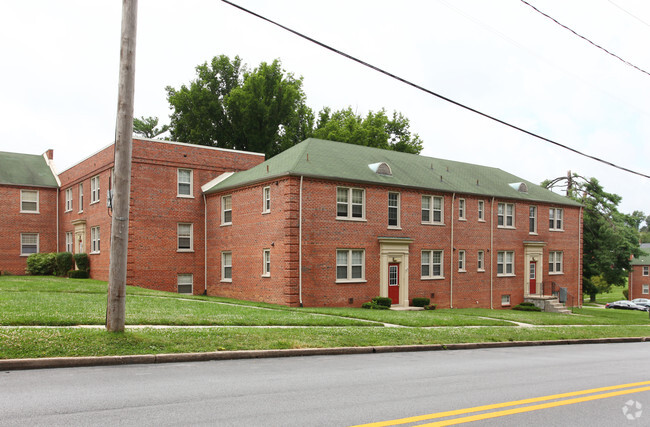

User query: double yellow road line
[354,380,650,426]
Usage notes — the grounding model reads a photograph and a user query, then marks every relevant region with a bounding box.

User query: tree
[313,107,423,154]
[544,174,642,301]
[133,116,169,139]
[166,55,313,158]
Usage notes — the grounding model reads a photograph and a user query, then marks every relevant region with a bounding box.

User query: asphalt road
[1,342,649,426]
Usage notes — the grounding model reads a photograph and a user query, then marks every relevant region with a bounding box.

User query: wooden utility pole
[107,0,138,332]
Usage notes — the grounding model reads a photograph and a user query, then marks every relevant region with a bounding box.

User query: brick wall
[629,265,650,300]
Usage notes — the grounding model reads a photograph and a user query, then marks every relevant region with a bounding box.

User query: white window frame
[497,203,515,228]
[477,250,485,272]
[497,251,515,276]
[177,274,193,295]
[643,266,649,276]
[262,186,271,214]
[501,294,511,306]
[90,226,100,254]
[336,187,365,221]
[20,233,39,256]
[20,190,39,213]
[478,200,485,222]
[221,251,232,282]
[421,250,444,279]
[177,168,193,198]
[458,198,466,220]
[458,250,466,271]
[529,206,537,234]
[221,195,232,225]
[65,188,73,212]
[90,175,100,204]
[422,195,444,225]
[549,251,563,274]
[388,192,400,228]
[177,223,193,252]
[549,208,564,231]
[262,249,271,277]
[65,232,73,253]
[336,249,365,282]
[643,284,649,294]
[78,183,84,213]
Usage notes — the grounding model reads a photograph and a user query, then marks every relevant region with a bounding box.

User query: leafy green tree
[133,116,169,139]
[313,107,423,154]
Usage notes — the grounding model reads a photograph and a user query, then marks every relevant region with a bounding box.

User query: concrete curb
[1,337,648,371]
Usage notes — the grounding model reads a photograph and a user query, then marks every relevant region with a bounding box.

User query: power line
[221,0,650,180]
[520,0,650,78]
[607,0,650,29]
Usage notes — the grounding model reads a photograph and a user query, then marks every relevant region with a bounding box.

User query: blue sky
[1,0,649,214]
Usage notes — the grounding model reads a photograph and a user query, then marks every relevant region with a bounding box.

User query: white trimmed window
[263,186,270,213]
[177,223,193,251]
[644,266,649,276]
[549,251,563,274]
[90,226,100,253]
[501,294,511,306]
[20,190,39,213]
[388,192,400,228]
[222,252,232,281]
[20,233,38,255]
[177,274,193,295]
[497,251,514,276]
[458,198,466,220]
[263,249,271,276]
[477,250,485,271]
[421,250,443,279]
[65,188,73,212]
[497,203,514,228]
[643,284,649,294]
[177,168,193,197]
[336,249,365,281]
[90,175,100,204]
[65,232,73,253]
[78,183,84,212]
[458,250,466,271]
[221,195,232,225]
[529,206,537,234]
[549,208,563,230]
[337,187,365,220]
[422,195,443,224]
[478,200,485,221]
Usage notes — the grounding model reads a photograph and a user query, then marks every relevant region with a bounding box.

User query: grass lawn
[1,276,649,359]
[594,284,628,304]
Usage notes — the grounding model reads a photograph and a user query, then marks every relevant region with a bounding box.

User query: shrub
[412,297,430,307]
[68,270,90,279]
[26,253,56,275]
[54,252,74,276]
[424,304,437,310]
[623,289,629,300]
[371,296,392,308]
[518,302,536,307]
[512,303,541,312]
[361,301,389,310]
[73,253,90,272]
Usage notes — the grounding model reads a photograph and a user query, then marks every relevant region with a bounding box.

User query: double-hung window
[644,266,649,276]
[90,175,100,204]
[549,251,563,274]
[337,187,364,220]
[422,195,443,224]
[222,252,232,281]
[20,190,39,213]
[477,250,485,271]
[20,233,38,255]
[177,274,193,294]
[458,250,466,271]
[529,206,537,234]
[549,208,563,230]
[65,232,73,253]
[263,187,270,213]
[177,223,193,251]
[221,195,232,225]
[497,251,514,276]
[78,183,84,212]
[177,169,193,197]
[421,250,443,279]
[497,203,514,228]
[65,188,73,212]
[478,200,485,221]
[643,284,649,294]
[458,199,466,220]
[262,249,271,276]
[336,249,365,281]
[388,192,400,228]
[90,226,100,253]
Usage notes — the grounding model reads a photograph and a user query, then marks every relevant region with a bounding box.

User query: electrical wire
[520,0,650,78]
[221,0,650,180]
[607,0,650,29]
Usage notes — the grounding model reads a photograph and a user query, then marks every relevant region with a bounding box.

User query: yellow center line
[352,380,650,427]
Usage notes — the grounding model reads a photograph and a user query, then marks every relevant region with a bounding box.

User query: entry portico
[378,237,413,307]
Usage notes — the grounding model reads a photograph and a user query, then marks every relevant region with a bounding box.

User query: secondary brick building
[2,137,582,309]
[629,245,650,300]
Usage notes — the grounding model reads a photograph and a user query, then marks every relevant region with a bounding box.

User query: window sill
[261,274,270,278]
[177,249,194,253]
[421,222,445,226]
[90,201,99,206]
[20,211,40,214]
[90,251,100,255]
[478,219,486,223]
[458,269,466,273]
[549,272,564,275]
[529,232,538,236]
[64,209,72,213]
[220,222,232,227]
[549,229,564,232]
[477,269,485,273]
[458,218,466,222]
[177,195,194,199]
[78,210,84,214]
[262,211,270,215]
[20,254,36,257]
[336,217,367,222]
[336,279,367,284]
[497,226,515,230]
[220,279,232,283]
[387,226,401,230]
[421,276,445,280]
[497,274,516,277]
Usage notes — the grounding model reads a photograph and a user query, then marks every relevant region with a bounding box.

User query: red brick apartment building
[629,245,650,300]
[2,137,582,309]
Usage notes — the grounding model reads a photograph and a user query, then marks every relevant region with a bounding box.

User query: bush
[68,270,90,279]
[623,289,629,300]
[512,303,542,312]
[518,302,536,307]
[73,253,90,272]
[26,253,56,275]
[424,304,437,310]
[361,301,389,310]
[412,297,430,307]
[54,252,74,276]
[372,296,392,308]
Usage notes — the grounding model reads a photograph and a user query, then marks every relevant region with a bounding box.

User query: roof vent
[368,162,392,176]
[509,182,528,193]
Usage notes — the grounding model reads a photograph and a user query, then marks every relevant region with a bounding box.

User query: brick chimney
[44,149,54,160]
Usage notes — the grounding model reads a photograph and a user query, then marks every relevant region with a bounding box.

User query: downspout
[203,194,208,295]
[490,197,495,309]
[578,206,583,306]
[299,176,303,307]
[450,193,455,308]
[56,188,60,250]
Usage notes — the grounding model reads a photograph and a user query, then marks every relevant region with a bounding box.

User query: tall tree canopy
[544,173,642,301]
[133,116,169,139]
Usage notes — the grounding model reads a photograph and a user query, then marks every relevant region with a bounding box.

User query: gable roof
[631,250,650,266]
[203,138,581,206]
[0,151,59,188]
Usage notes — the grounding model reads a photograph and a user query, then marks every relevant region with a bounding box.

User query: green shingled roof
[0,151,59,188]
[204,138,581,206]
[631,250,650,266]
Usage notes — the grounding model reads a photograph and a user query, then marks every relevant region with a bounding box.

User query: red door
[388,263,399,304]
[529,261,537,294]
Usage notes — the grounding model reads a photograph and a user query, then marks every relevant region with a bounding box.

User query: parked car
[632,301,650,310]
[632,298,650,305]
[605,300,648,311]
